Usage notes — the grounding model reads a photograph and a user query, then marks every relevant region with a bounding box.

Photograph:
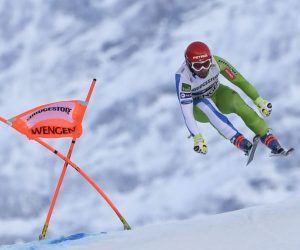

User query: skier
[175,41,285,156]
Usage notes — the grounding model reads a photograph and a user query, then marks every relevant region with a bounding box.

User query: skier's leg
[194,98,252,153]
[260,130,284,154]
[212,84,269,135]
[213,84,283,153]
[193,105,210,123]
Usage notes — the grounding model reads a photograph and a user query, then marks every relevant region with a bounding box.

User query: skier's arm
[213,55,260,101]
[214,55,272,117]
[180,103,200,137]
[178,101,208,154]
[175,74,208,154]
[175,75,199,137]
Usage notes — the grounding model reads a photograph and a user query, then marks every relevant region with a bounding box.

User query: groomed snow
[2,198,300,250]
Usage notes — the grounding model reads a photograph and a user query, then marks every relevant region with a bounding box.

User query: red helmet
[185,42,212,77]
[185,41,212,63]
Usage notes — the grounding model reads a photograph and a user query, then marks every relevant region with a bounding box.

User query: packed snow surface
[2,198,300,250]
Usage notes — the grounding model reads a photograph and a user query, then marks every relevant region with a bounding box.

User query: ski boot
[231,132,252,155]
[260,130,284,154]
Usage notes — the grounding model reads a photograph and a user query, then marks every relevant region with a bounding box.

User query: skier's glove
[193,134,207,154]
[254,97,272,117]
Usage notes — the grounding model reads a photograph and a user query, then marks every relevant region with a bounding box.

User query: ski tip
[270,147,295,157]
[246,135,260,166]
[246,159,253,166]
[285,148,295,155]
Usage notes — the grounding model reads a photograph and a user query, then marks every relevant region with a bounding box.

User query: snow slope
[0,0,300,245]
[2,198,300,250]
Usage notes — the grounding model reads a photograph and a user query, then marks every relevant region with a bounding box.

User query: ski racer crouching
[175,41,286,156]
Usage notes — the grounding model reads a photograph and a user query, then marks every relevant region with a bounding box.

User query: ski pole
[39,79,96,240]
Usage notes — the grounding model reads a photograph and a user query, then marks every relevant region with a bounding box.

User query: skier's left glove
[193,134,208,154]
[254,97,272,117]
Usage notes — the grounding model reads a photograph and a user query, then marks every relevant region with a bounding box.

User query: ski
[246,135,260,166]
[270,148,294,157]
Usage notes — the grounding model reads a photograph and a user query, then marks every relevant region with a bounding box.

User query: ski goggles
[190,59,211,71]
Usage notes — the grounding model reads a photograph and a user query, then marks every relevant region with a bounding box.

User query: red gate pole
[34,136,131,231]
[0,79,131,234]
[39,79,97,240]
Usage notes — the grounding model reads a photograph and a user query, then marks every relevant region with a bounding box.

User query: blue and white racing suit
[175,59,238,140]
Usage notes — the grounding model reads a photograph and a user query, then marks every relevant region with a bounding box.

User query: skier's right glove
[254,97,272,117]
[193,134,208,154]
